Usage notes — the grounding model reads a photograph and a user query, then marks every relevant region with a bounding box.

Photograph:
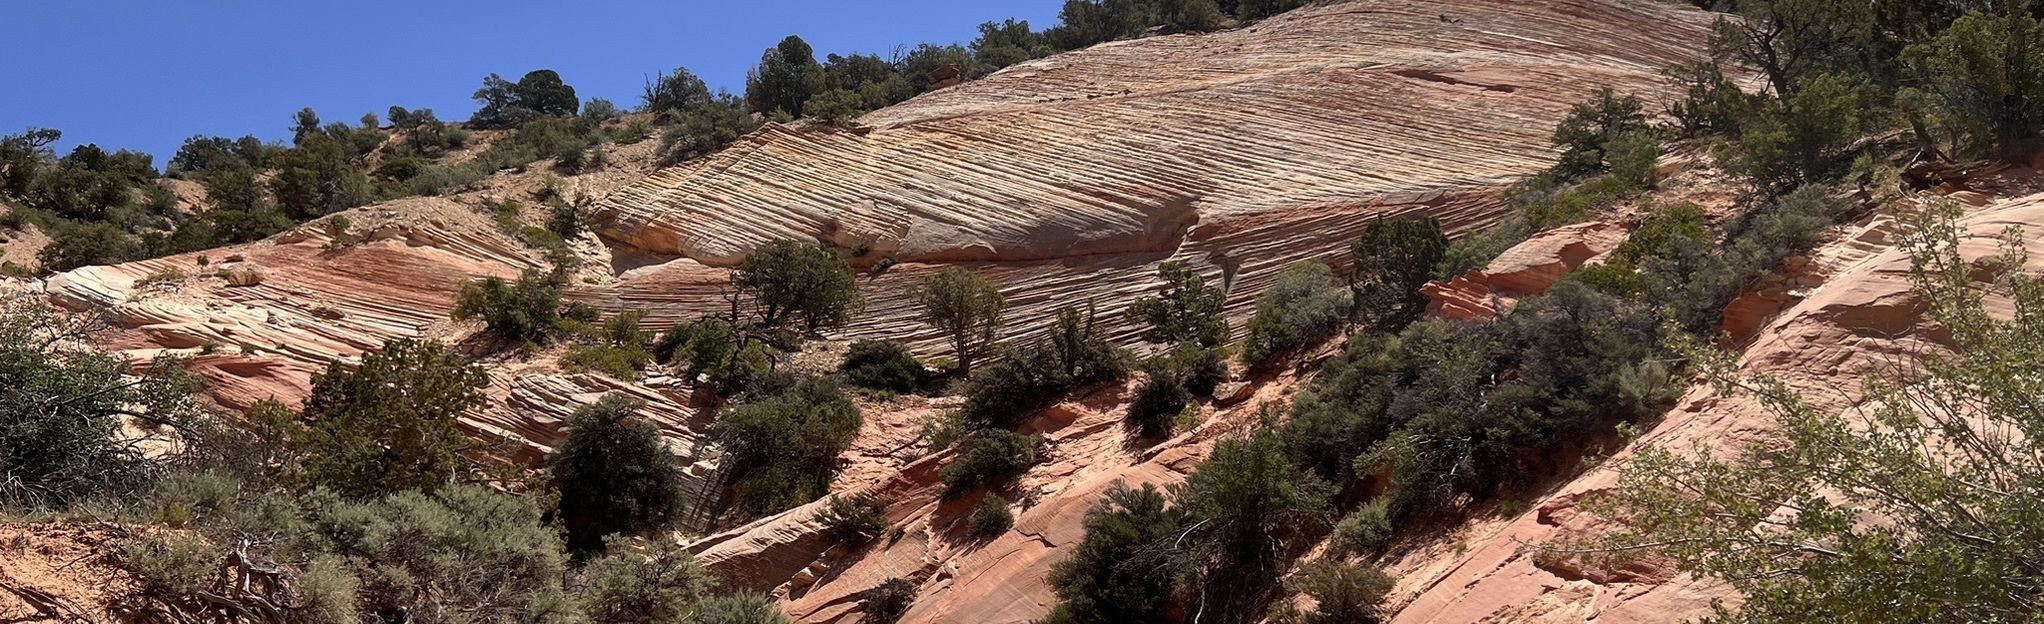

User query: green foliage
[270,133,369,220]
[1661,60,1752,139]
[839,340,930,395]
[298,339,489,499]
[546,199,585,239]
[957,304,1127,429]
[1126,361,1193,437]
[1639,186,1846,334]
[1128,260,1229,348]
[454,268,572,345]
[1904,7,2044,158]
[972,19,1050,71]
[1240,261,1351,369]
[732,239,863,333]
[472,69,581,128]
[1276,559,1393,624]
[746,36,827,118]
[1550,88,1652,181]
[715,376,862,516]
[698,592,789,624]
[861,577,918,624]
[1614,202,1710,264]
[1328,499,1395,556]
[1586,202,2044,623]
[38,219,138,271]
[643,67,713,115]
[914,266,1005,375]
[966,494,1015,540]
[1043,482,1180,624]
[940,430,1038,498]
[1173,430,1331,624]
[550,394,688,553]
[1047,0,1225,50]
[122,533,223,595]
[577,536,714,624]
[562,311,657,380]
[1723,72,1870,196]
[657,92,758,164]
[803,88,867,124]
[816,494,889,545]
[1350,216,1449,330]
[295,485,572,622]
[0,295,199,506]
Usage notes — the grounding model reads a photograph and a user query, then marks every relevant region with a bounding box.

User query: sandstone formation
[1422,221,1629,321]
[591,0,1716,358]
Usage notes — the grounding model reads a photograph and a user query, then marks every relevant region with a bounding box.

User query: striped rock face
[587,0,1716,357]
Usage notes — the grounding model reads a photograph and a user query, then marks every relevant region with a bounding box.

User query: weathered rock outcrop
[591,0,1716,359]
[1423,221,1629,320]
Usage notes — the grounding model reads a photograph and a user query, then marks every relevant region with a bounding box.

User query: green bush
[561,311,656,380]
[803,88,867,123]
[0,295,199,506]
[914,266,1006,375]
[298,339,489,499]
[657,93,757,164]
[1172,431,1332,623]
[144,471,240,528]
[1239,261,1351,369]
[966,494,1015,540]
[1128,261,1229,348]
[861,577,918,623]
[940,430,1037,498]
[1328,499,1395,556]
[733,239,863,333]
[454,268,571,345]
[471,69,581,128]
[1350,216,1449,330]
[38,219,138,272]
[972,19,1050,71]
[746,36,827,118]
[698,592,789,624]
[839,340,930,395]
[715,376,862,516]
[1662,60,1752,139]
[550,394,688,553]
[1904,8,2044,158]
[1126,362,1193,437]
[1043,482,1180,624]
[957,304,1127,429]
[644,67,713,114]
[1723,72,1870,196]
[817,494,889,545]
[577,536,714,624]
[121,533,222,595]
[1550,88,1651,181]
[296,485,571,621]
[1280,559,1394,624]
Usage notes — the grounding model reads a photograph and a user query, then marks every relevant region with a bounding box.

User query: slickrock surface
[1423,220,1629,321]
[593,0,1716,358]
[1384,192,2044,623]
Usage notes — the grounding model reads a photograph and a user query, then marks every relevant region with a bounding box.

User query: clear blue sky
[1,1,1063,163]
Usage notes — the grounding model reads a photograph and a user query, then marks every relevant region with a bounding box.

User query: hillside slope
[4,0,1730,622]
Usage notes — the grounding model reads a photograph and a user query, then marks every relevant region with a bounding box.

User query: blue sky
[1,1,1063,162]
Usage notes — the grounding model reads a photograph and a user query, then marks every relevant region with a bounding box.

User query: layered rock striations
[591,0,1717,357]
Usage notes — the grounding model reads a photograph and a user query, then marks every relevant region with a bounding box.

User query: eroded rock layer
[593,0,1716,360]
